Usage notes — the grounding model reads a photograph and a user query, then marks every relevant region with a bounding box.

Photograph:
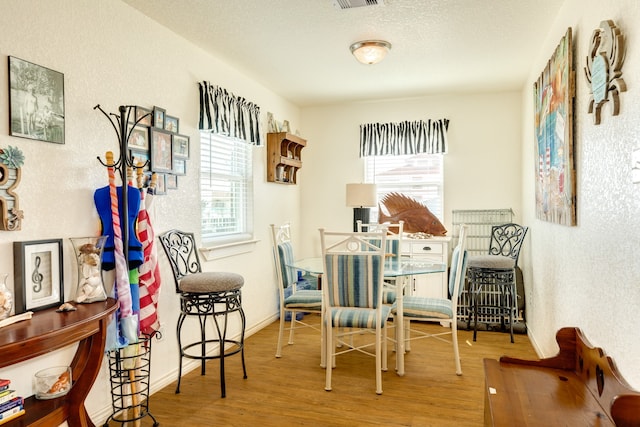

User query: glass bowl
[35,366,72,399]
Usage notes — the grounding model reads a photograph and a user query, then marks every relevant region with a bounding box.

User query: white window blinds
[200,132,253,242]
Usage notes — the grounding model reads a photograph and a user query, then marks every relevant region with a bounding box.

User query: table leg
[68,324,107,427]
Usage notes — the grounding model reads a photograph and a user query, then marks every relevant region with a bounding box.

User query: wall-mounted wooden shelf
[267,132,306,185]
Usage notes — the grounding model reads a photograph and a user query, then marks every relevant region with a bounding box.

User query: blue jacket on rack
[94,185,144,271]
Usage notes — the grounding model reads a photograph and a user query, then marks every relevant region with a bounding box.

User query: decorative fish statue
[378,192,447,236]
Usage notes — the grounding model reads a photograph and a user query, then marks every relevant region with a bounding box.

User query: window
[365,153,444,221]
[200,131,253,243]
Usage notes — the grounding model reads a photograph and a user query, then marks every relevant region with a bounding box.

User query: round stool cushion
[467,255,514,270]
[179,271,244,293]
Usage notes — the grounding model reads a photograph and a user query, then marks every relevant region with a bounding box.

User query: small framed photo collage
[128,105,190,194]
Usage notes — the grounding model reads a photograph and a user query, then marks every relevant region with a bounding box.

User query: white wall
[298,93,523,257]
[0,1,301,424]
[521,0,640,388]
[6,0,640,423]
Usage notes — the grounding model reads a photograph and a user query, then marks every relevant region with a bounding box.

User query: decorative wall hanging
[134,106,152,126]
[164,115,179,133]
[150,128,173,173]
[173,158,186,176]
[122,104,185,193]
[0,145,24,230]
[166,174,178,190]
[172,134,190,159]
[9,56,65,144]
[13,239,64,313]
[128,125,150,151]
[584,20,626,125]
[153,106,165,129]
[533,28,576,226]
[155,174,167,195]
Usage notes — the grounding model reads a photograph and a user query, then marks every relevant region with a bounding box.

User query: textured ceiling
[122,0,564,107]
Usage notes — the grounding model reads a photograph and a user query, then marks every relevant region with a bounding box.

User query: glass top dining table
[291,256,445,277]
[288,256,446,376]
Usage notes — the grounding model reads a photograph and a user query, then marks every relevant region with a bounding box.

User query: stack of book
[0,379,24,425]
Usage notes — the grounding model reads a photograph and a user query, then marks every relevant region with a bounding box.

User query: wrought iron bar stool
[159,229,247,398]
[466,223,528,343]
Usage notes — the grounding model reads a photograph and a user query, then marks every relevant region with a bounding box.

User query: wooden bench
[483,327,640,427]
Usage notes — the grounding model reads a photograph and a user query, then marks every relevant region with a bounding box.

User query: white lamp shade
[346,183,377,207]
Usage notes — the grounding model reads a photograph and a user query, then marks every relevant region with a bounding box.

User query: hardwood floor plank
[137,317,537,426]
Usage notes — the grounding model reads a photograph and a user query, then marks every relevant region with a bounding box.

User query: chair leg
[239,307,248,380]
[451,320,462,376]
[175,312,186,394]
[320,311,326,368]
[275,307,286,358]
[404,318,411,352]
[472,284,480,342]
[199,314,207,376]
[466,290,472,331]
[508,282,515,343]
[288,311,296,345]
[382,323,388,372]
[216,311,227,398]
[375,326,383,395]
[324,316,333,392]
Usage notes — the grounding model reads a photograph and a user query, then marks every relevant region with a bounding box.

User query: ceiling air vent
[332,0,384,10]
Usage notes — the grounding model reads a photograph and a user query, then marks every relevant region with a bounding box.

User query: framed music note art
[13,239,63,313]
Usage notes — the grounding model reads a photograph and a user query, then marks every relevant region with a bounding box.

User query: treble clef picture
[32,255,43,293]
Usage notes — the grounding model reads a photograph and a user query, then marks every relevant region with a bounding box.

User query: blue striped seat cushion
[382,285,396,304]
[278,242,297,287]
[325,254,383,308]
[329,305,392,329]
[284,289,322,310]
[392,296,452,319]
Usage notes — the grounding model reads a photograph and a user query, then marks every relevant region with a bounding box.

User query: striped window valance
[359,119,449,157]
[198,81,262,146]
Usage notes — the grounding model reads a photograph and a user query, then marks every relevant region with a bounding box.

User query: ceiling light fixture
[349,40,391,65]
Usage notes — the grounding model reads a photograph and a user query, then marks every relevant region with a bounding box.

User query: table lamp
[346,183,377,231]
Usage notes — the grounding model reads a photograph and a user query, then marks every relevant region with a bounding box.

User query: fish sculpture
[378,192,447,235]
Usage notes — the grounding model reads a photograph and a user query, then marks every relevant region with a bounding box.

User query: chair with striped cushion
[391,224,468,375]
[270,223,323,359]
[320,229,390,395]
[356,220,404,305]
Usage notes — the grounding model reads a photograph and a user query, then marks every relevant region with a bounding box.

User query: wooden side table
[0,298,117,427]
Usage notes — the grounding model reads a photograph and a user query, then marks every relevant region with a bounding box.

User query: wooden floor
[137,317,537,426]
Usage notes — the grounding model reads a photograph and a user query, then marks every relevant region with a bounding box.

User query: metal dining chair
[158,229,247,398]
[466,223,528,343]
[270,223,323,360]
[356,220,404,306]
[320,229,390,395]
[391,224,468,375]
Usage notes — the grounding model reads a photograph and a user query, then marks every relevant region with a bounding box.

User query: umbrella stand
[103,334,158,427]
[95,105,158,427]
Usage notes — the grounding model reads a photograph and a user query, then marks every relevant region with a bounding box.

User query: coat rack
[94,104,159,427]
[94,104,149,262]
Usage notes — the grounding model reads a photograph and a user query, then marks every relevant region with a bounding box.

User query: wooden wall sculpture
[0,146,24,230]
[585,20,626,125]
